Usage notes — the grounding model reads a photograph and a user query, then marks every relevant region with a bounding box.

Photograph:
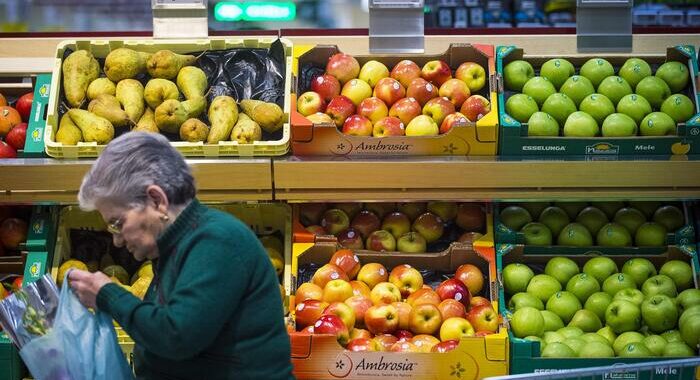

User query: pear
[62,50,100,108]
[230,113,262,144]
[116,79,145,123]
[56,113,82,145]
[182,96,206,119]
[104,48,150,82]
[146,50,197,80]
[155,99,188,134]
[67,109,114,144]
[179,118,210,142]
[239,99,285,134]
[88,94,131,128]
[144,78,180,109]
[133,108,158,133]
[176,66,207,100]
[207,96,238,144]
[87,78,116,101]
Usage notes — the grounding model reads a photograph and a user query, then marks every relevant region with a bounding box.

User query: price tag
[369,0,424,9]
[152,0,206,9]
[577,0,632,7]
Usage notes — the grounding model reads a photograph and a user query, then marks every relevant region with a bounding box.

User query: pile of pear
[56,47,285,146]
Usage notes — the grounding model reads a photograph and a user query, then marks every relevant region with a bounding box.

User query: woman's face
[97,200,165,261]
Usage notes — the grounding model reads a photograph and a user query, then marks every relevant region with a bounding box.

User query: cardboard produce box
[291,44,498,156]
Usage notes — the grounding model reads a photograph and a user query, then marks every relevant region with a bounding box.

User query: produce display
[0,206,30,257]
[0,90,32,158]
[297,202,486,253]
[502,255,699,358]
[297,54,489,137]
[503,56,695,137]
[293,247,496,353]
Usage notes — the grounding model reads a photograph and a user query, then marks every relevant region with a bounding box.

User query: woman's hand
[68,269,113,309]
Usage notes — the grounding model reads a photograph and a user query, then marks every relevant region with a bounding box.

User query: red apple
[389,264,424,298]
[391,59,422,88]
[346,338,380,352]
[311,74,341,103]
[408,303,442,335]
[311,263,349,288]
[372,116,405,137]
[455,203,485,231]
[470,296,492,309]
[421,60,452,86]
[392,301,413,330]
[320,208,350,235]
[337,228,364,250]
[342,114,373,136]
[412,212,444,243]
[345,295,373,328]
[406,78,439,107]
[0,218,27,249]
[436,278,471,307]
[467,304,499,333]
[326,53,360,85]
[330,249,362,279]
[325,95,356,127]
[5,122,27,151]
[350,210,382,240]
[411,334,441,353]
[295,299,329,329]
[365,229,396,252]
[299,203,327,226]
[323,301,356,330]
[314,314,350,346]
[431,339,460,353]
[457,232,483,245]
[370,282,402,305]
[349,328,373,340]
[14,93,33,122]
[460,95,491,123]
[423,97,455,127]
[439,317,475,341]
[341,79,373,107]
[364,203,397,219]
[388,97,422,126]
[306,112,334,125]
[357,263,389,289]
[350,280,372,298]
[439,112,469,134]
[455,62,486,92]
[439,78,471,108]
[297,91,326,116]
[373,77,405,107]
[455,264,484,295]
[395,329,414,342]
[381,212,411,239]
[398,202,427,220]
[389,341,420,352]
[438,299,468,320]
[406,288,442,307]
[365,304,400,335]
[295,282,323,303]
[323,279,354,303]
[372,334,399,351]
[357,97,389,125]
[0,141,17,159]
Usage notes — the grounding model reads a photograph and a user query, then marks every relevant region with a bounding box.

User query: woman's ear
[145,185,170,213]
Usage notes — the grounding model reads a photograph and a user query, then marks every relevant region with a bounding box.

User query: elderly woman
[68,132,294,380]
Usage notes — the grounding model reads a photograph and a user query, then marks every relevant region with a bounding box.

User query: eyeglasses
[106,216,125,235]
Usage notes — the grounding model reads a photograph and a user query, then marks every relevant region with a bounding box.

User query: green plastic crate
[0,334,26,380]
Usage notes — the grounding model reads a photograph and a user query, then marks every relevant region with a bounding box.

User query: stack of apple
[499,201,685,247]
[299,202,485,253]
[294,248,497,353]
[0,91,32,158]
[296,53,490,137]
[503,56,694,137]
[503,255,699,358]
[0,206,29,257]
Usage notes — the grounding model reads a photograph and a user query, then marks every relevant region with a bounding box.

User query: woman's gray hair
[78,132,195,211]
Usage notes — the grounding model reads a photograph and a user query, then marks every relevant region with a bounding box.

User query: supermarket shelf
[273,156,700,202]
[0,158,273,203]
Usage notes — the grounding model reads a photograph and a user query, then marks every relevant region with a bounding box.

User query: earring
[160,214,170,222]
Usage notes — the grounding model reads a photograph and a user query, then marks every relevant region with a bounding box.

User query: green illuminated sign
[214,2,296,22]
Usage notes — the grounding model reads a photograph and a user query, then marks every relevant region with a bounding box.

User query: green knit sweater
[97,200,294,380]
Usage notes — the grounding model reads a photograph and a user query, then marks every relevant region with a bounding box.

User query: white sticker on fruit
[331,272,339,280]
[426,84,433,92]
[409,98,416,102]
[353,255,359,262]
[393,82,400,90]
[400,123,405,130]
[455,293,463,301]
[351,79,357,85]
[297,303,305,311]
[379,268,386,275]
[315,320,322,328]
[348,230,355,238]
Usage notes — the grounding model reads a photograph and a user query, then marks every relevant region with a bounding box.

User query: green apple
[634,222,667,247]
[528,274,563,303]
[590,201,625,219]
[678,311,700,350]
[541,342,576,358]
[563,337,586,355]
[605,299,642,333]
[580,58,615,88]
[639,112,675,136]
[546,291,582,324]
[613,331,646,355]
[642,294,678,333]
[652,205,685,231]
[598,76,633,106]
[521,222,553,246]
[557,223,594,246]
[641,274,678,298]
[567,273,601,304]
[509,291,545,311]
[661,330,683,343]
[602,273,636,297]
[583,257,619,285]
[619,58,652,89]
[510,306,545,338]
[538,207,570,237]
[563,111,599,137]
[655,61,690,93]
[541,310,565,331]
[527,112,560,136]
[676,289,700,314]
[545,257,580,287]
[621,258,657,287]
[617,94,653,126]
[663,341,696,357]
[500,205,533,231]
[540,59,575,90]
[585,291,613,322]
[601,113,638,137]
[679,305,700,330]
[643,334,668,356]
[613,208,647,235]
[568,309,602,332]
[358,60,390,87]
[558,326,584,339]
[541,93,577,126]
[659,260,693,291]
[597,223,632,247]
[597,326,617,345]
[543,331,566,344]
[575,206,609,235]
[523,76,557,107]
[519,202,550,219]
[628,201,661,219]
[619,342,653,357]
[506,93,539,123]
[579,93,615,126]
[555,202,589,219]
[636,76,671,109]
[504,60,535,92]
[503,263,535,294]
[578,341,614,357]
[661,94,695,123]
[560,75,596,107]
[582,332,612,346]
[613,288,645,307]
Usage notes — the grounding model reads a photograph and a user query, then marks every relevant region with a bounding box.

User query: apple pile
[500,201,685,247]
[299,202,486,253]
[0,206,29,256]
[503,256,699,358]
[0,91,32,158]
[503,56,694,137]
[294,248,496,353]
[297,53,490,137]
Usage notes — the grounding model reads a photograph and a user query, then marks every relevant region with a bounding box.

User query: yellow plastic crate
[44,38,293,158]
